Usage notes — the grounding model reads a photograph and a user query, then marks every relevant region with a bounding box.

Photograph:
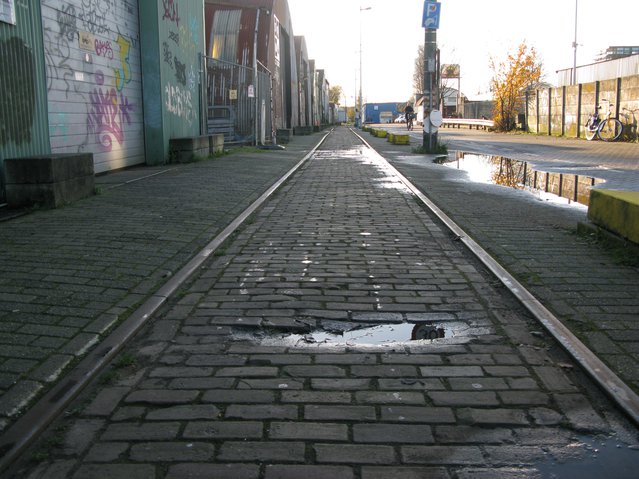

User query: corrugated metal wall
[0,0,50,203]
[557,55,639,86]
[41,0,144,174]
[157,0,203,147]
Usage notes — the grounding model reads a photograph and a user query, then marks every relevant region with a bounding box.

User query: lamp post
[359,6,371,127]
[572,0,578,85]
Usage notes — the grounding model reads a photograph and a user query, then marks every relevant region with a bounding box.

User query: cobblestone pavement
[0,136,319,433]
[7,127,639,478]
[369,126,639,397]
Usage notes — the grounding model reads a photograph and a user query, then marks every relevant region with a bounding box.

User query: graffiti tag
[94,39,113,58]
[174,57,186,86]
[162,0,180,28]
[165,83,193,125]
[57,4,78,41]
[114,34,132,91]
[87,70,134,152]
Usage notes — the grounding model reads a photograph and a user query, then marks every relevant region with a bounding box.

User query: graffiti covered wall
[160,0,202,139]
[41,0,144,173]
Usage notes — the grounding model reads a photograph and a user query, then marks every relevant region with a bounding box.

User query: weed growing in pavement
[577,229,639,267]
[412,142,448,155]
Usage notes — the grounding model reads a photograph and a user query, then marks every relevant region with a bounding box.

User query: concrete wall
[527,74,639,139]
[140,0,204,165]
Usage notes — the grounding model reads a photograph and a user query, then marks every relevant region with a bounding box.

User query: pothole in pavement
[230,313,495,348]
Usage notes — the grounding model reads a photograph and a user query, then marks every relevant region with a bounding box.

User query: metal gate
[203,56,273,145]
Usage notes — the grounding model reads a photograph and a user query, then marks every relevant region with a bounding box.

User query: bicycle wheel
[585,118,598,140]
[597,118,623,141]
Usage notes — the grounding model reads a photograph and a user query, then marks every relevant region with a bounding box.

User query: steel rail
[0,131,332,474]
[351,127,639,427]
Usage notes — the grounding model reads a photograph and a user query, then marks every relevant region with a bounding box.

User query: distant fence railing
[203,56,272,145]
[441,118,494,130]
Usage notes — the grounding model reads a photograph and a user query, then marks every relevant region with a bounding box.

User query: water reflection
[236,319,495,347]
[435,152,606,206]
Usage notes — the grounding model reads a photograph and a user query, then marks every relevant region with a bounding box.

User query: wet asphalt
[2,126,639,478]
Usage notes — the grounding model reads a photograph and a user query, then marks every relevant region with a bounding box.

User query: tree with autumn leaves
[490,43,542,131]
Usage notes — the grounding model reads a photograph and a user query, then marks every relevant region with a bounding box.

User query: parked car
[394,114,406,123]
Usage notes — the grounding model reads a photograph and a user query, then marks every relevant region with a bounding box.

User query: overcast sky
[288,0,639,104]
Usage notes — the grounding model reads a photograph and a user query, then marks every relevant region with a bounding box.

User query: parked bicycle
[584,100,623,141]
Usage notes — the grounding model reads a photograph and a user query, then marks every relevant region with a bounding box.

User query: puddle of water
[235,320,492,347]
[535,435,639,478]
[436,152,605,207]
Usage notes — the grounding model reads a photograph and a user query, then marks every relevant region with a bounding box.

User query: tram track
[1,126,638,474]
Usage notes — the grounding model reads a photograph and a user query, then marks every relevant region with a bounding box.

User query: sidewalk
[0,133,322,433]
[4,126,639,478]
[366,128,639,396]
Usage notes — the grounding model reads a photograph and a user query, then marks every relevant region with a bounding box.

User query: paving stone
[282,365,346,377]
[305,405,376,421]
[311,378,372,390]
[434,425,514,444]
[364,467,452,479]
[166,463,259,479]
[265,465,354,479]
[101,422,180,441]
[83,387,130,416]
[145,404,221,420]
[355,391,426,405]
[183,421,263,439]
[314,444,396,464]
[269,421,348,441]
[217,441,306,462]
[225,404,298,420]
[533,366,579,393]
[401,446,485,465]
[381,406,455,423]
[129,442,215,462]
[281,391,351,403]
[124,390,199,405]
[72,464,155,479]
[62,419,104,455]
[420,366,484,377]
[553,394,608,432]
[202,389,275,403]
[428,391,499,406]
[215,366,279,377]
[84,442,129,462]
[354,424,434,444]
[352,365,419,377]
[457,408,530,426]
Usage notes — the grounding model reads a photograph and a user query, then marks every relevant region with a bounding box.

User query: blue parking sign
[422,1,441,29]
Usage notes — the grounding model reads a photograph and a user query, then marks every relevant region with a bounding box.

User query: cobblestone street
[8,128,639,479]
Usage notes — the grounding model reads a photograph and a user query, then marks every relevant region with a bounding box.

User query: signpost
[422,1,441,29]
[422,1,441,152]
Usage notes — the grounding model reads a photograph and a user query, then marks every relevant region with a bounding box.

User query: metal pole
[253,8,261,145]
[572,0,578,85]
[423,28,437,152]
[359,6,371,127]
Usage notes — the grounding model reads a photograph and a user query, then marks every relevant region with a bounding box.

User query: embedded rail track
[1,127,638,475]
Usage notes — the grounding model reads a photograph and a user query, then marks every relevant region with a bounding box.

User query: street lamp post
[572,0,579,85]
[359,6,371,127]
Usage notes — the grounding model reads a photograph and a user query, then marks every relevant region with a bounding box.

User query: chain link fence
[203,56,273,145]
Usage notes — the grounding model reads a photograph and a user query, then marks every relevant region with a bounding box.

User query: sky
[287,0,639,104]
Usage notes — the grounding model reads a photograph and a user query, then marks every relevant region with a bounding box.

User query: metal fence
[202,56,273,145]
